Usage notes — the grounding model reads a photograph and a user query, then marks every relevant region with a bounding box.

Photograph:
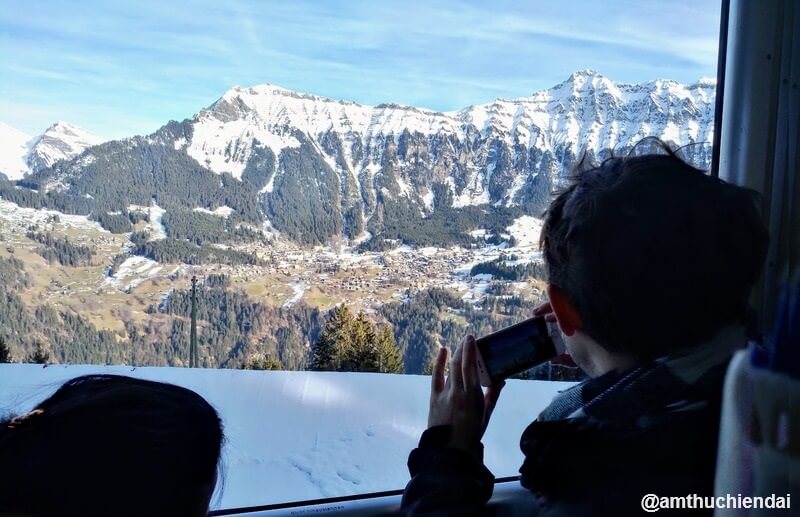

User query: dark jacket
[401,328,746,516]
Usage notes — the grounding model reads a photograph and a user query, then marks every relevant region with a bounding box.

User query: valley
[0,196,547,370]
[0,71,714,373]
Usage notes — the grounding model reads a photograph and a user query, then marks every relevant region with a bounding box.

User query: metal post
[720,0,800,330]
[190,276,198,368]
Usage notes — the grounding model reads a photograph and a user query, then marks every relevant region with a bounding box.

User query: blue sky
[1,0,720,140]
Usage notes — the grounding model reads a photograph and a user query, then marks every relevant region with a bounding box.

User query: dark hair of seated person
[0,374,224,517]
[540,139,769,359]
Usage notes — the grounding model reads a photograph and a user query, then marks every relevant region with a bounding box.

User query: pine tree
[310,305,356,371]
[374,325,403,373]
[346,311,376,371]
[28,341,50,364]
[311,305,404,373]
[244,355,283,371]
[0,336,11,363]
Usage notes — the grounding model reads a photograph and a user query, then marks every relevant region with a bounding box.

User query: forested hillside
[0,257,125,364]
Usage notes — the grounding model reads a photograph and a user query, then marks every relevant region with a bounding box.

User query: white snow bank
[104,256,163,291]
[193,206,235,218]
[0,365,573,510]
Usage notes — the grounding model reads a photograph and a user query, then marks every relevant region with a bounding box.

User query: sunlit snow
[104,256,163,291]
[0,364,574,509]
[506,216,543,249]
[0,123,32,180]
[194,206,235,218]
[0,199,105,232]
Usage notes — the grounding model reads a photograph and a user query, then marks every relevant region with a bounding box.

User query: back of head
[0,374,224,517]
[541,141,769,359]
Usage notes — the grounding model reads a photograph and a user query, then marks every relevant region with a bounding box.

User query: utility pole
[190,276,198,368]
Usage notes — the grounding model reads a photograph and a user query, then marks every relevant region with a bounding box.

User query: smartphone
[475,316,557,387]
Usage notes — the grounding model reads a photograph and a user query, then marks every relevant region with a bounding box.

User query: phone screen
[475,316,557,385]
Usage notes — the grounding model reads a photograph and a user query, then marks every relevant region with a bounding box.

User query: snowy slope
[456,70,715,155]
[184,71,715,194]
[185,85,461,179]
[0,364,573,509]
[0,122,33,180]
[26,121,106,173]
[0,121,104,179]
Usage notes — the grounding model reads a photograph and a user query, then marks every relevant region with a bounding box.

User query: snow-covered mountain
[19,71,716,245]
[184,70,714,204]
[0,121,104,180]
[27,121,106,174]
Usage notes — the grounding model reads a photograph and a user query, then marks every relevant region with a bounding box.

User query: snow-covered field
[506,216,544,250]
[0,199,106,233]
[194,206,235,218]
[0,364,573,510]
[283,282,306,307]
[104,255,164,291]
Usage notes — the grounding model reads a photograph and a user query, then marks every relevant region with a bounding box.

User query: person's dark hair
[0,374,224,517]
[540,139,769,359]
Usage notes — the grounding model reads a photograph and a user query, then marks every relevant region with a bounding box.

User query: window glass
[0,0,720,509]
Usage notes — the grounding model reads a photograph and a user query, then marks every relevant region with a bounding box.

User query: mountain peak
[554,70,617,94]
[42,121,101,141]
[47,120,77,131]
[569,69,606,80]
[218,83,359,107]
[22,121,105,175]
[15,70,716,249]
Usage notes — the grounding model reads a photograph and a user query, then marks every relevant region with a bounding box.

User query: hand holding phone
[475,316,558,387]
[427,337,504,459]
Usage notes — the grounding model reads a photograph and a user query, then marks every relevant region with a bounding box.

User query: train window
[0,0,723,511]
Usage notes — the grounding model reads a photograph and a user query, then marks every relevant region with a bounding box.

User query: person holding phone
[401,141,769,516]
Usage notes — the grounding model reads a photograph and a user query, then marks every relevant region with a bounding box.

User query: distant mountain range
[0,121,105,180]
[2,71,715,246]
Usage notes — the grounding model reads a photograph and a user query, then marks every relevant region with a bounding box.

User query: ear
[547,285,583,337]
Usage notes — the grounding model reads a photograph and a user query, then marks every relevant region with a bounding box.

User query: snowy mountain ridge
[0,121,105,180]
[185,70,715,184]
[13,71,717,246]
